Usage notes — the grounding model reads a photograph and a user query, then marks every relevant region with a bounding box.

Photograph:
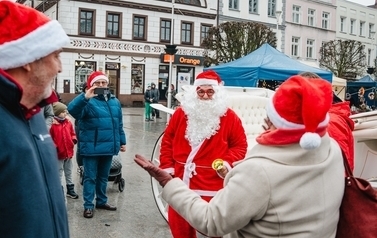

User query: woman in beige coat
[135,75,345,238]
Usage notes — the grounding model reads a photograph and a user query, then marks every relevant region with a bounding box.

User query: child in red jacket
[50,102,79,199]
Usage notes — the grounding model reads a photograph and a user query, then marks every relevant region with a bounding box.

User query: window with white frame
[249,0,258,13]
[308,9,315,26]
[368,48,372,66]
[229,0,239,10]
[268,0,276,17]
[291,37,300,57]
[322,12,329,29]
[350,19,355,34]
[369,23,375,38]
[292,5,300,24]
[306,39,315,59]
[340,17,346,32]
[360,21,365,36]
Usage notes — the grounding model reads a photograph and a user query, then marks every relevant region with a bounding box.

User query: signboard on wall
[178,72,190,88]
[160,54,204,66]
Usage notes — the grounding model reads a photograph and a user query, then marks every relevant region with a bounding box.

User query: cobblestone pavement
[66,107,172,238]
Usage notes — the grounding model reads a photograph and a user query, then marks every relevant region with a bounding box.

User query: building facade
[20,0,217,106]
[336,0,377,70]
[284,0,337,66]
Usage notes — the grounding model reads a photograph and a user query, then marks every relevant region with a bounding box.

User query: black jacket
[0,70,69,238]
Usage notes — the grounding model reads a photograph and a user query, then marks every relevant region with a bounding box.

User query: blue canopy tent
[206,43,333,87]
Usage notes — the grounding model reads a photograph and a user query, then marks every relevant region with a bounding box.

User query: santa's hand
[134,154,173,187]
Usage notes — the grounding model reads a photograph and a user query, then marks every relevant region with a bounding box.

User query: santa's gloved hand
[134,154,173,187]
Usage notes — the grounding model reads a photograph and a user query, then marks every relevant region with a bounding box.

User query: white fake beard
[181,86,228,146]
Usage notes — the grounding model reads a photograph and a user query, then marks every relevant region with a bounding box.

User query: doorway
[105,63,120,97]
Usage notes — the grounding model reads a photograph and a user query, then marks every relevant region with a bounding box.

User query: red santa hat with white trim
[194,70,222,86]
[0,1,69,70]
[266,75,333,150]
[87,71,109,86]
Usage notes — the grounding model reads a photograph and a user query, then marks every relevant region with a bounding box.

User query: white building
[20,0,217,106]
[284,0,337,66]
[336,0,377,72]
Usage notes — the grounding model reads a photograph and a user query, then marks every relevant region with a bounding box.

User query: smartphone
[94,87,109,95]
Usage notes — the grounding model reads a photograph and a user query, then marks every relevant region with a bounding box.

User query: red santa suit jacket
[50,118,77,160]
[160,108,247,197]
[327,101,355,171]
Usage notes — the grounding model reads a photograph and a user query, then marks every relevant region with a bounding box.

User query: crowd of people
[0,1,362,237]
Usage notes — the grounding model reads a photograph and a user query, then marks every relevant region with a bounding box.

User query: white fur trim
[0,20,69,70]
[162,168,175,175]
[266,98,330,129]
[300,132,321,150]
[90,75,109,86]
[194,78,219,86]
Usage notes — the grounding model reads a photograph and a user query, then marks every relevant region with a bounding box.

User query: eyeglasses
[93,81,108,86]
[196,89,215,97]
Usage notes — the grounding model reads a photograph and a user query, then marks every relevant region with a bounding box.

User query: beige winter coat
[162,134,345,238]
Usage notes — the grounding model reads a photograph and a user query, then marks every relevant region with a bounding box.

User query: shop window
[131,64,144,94]
[75,61,96,93]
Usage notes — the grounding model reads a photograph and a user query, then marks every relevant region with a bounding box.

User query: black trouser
[152,108,160,118]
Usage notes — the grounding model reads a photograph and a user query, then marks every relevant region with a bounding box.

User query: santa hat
[87,71,109,86]
[0,1,70,70]
[194,70,222,86]
[266,75,333,150]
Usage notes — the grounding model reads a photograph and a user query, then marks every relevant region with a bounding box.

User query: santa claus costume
[159,70,247,238]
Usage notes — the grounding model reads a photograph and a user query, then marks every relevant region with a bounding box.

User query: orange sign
[163,54,174,63]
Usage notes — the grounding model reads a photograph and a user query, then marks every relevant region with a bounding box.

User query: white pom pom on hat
[266,75,333,150]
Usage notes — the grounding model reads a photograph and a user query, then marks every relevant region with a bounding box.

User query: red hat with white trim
[194,70,222,86]
[266,75,332,150]
[87,71,109,87]
[0,1,69,70]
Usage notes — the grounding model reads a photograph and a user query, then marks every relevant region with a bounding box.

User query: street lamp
[276,10,282,51]
[165,0,175,121]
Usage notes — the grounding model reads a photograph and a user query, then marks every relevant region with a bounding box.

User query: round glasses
[196,89,215,97]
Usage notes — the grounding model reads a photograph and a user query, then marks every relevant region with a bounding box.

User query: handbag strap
[342,152,353,177]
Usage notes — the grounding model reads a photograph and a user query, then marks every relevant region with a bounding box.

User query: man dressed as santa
[159,70,247,238]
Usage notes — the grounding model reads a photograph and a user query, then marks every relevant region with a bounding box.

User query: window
[131,64,145,94]
[291,37,300,57]
[350,19,355,34]
[133,16,146,40]
[340,17,346,32]
[106,12,121,38]
[75,61,96,93]
[360,21,365,36]
[369,23,375,38]
[322,12,329,29]
[268,0,276,17]
[79,9,95,35]
[249,0,258,14]
[308,9,315,26]
[229,0,239,10]
[181,22,193,45]
[200,24,211,45]
[292,5,300,24]
[160,19,171,42]
[306,39,314,59]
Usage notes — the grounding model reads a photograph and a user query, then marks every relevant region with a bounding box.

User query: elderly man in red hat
[0,1,70,237]
[68,71,126,219]
[159,70,248,238]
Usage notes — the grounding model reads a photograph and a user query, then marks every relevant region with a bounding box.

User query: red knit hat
[0,1,69,70]
[194,70,222,86]
[266,75,332,150]
[87,71,109,86]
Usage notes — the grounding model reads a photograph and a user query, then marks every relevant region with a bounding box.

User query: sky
[346,0,375,6]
